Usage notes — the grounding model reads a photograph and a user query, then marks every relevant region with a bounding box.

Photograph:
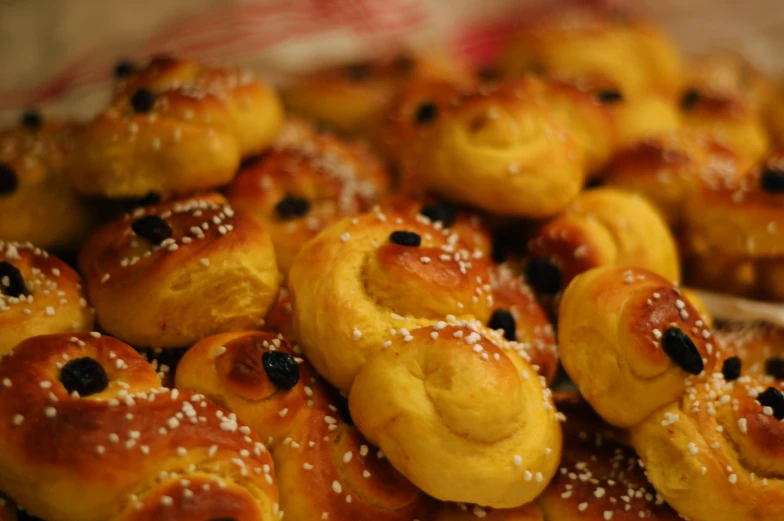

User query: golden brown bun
[349,324,562,508]
[273,408,428,521]
[631,324,784,521]
[430,502,543,521]
[608,92,680,148]
[0,241,94,355]
[225,120,390,275]
[499,7,682,99]
[176,330,430,521]
[115,55,284,158]
[0,333,278,521]
[378,194,493,256]
[0,117,98,250]
[282,51,471,136]
[604,133,744,228]
[289,210,555,391]
[558,266,719,427]
[176,330,328,447]
[79,194,280,347]
[528,188,680,291]
[398,79,586,218]
[537,393,682,521]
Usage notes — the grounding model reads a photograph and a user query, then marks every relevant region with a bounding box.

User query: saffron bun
[0,333,279,521]
[349,323,562,507]
[558,266,720,428]
[630,324,784,521]
[528,187,681,294]
[282,51,472,136]
[0,115,98,250]
[79,194,280,347]
[225,119,390,275]
[0,241,94,355]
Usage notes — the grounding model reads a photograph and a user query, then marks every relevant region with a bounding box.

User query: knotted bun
[528,188,681,293]
[226,120,390,275]
[0,333,279,521]
[0,115,98,250]
[558,266,717,427]
[0,241,94,355]
[175,330,429,521]
[349,324,561,507]
[630,324,784,521]
[79,194,280,347]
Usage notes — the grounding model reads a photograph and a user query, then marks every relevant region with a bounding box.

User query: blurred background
[1,0,783,123]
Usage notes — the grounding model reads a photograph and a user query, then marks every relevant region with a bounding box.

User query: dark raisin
[389,231,421,247]
[595,90,623,104]
[488,309,516,341]
[131,215,172,245]
[757,386,784,420]
[60,357,109,397]
[661,327,704,375]
[0,163,18,196]
[413,103,438,125]
[760,169,784,193]
[765,357,784,379]
[130,88,156,113]
[420,202,457,227]
[525,257,562,295]
[262,350,300,389]
[20,110,43,129]
[680,88,701,110]
[275,196,311,219]
[344,62,373,81]
[722,356,742,381]
[114,59,136,79]
[0,261,25,298]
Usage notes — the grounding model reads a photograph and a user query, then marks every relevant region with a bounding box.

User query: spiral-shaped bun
[0,241,94,355]
[0,116,98,250]
[70,56,282,198]
[499,6,682,99]
[528,188,681,293]
[604,133,744,227]
[79,194,280,347]
[0,333,279,521]
[558,266,718,427]
[226,120,390,274]
[398,79,586,218]
[537,394,682,521]
[114,55,284,158]
[175,330,429,521]
[282,52,470,136]
[349,323,562,507]
[630,324,784,521]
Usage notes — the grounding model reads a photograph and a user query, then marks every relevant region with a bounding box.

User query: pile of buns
[1,5,783,521]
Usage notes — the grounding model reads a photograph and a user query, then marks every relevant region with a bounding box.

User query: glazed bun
[558,266,718,427]
[282,51,471,136]
[527,187,681,293]
[288,210,554,391]
[350,323,561,507]
[79,194,280,347]
[0,114,97,250]
[70,56,283,198]
[537,394,682,521]
[398,79,586,218]
[115,55,284,158]
[0,333,279,521]
[176,330,430,521]
[499,6,682,98]
[0,241,94,355]
[631,324,784,521]
[226,119,390,274]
